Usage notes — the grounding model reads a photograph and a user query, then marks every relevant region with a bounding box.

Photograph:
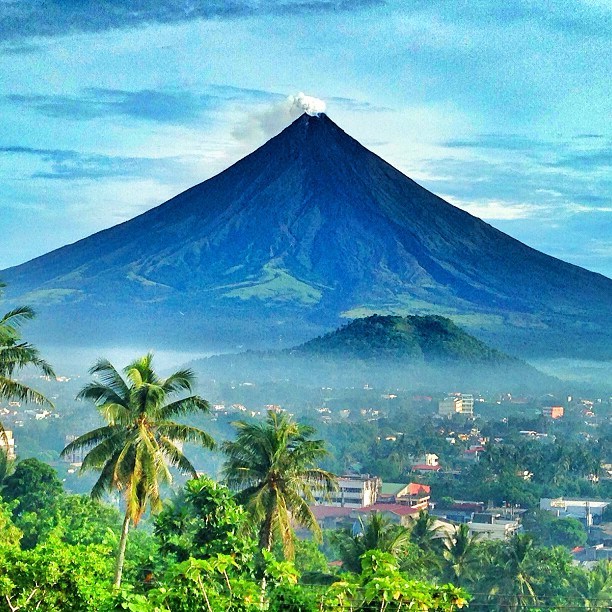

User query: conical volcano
[3,113,611,357]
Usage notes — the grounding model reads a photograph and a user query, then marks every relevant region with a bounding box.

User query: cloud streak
[0,0,384,42]
[5,89,220,124]
[0,146,190,181]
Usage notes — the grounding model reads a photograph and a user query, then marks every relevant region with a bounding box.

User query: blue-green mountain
[2,113,610,357]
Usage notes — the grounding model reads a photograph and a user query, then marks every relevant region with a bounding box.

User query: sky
[0,0,610,277]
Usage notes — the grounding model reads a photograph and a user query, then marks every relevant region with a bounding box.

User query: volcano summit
[3,114,611,357]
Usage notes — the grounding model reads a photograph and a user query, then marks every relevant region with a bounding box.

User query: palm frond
[0,376,53,406]
[161,369,196,394]
[158,437,197,477]
[156,422,215,450]
[60,425,119,457]
[158,395,210,420]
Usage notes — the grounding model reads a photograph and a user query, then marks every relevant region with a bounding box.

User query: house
[354,503,420,527]
[439,396,462,417]
[467,513,520,540]
[542,405,564,419]
[378,482,431,509]
[412,455,441,473]
[438,394,474,418]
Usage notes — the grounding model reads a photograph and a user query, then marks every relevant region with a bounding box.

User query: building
[314,474,381,508]
[439,396,462,417]
[540,497,610,526]
[379,482,431,509]
[0,429,15,460]
[468,513,520,540]
[439,394,474,417]
[460,394,474,416]
[542,405,564,419]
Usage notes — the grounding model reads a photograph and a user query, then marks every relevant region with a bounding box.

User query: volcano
[2,113,611,357]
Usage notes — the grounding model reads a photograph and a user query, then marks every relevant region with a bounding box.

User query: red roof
[407,483,430,495]
[412,464,441,471]
[355,504,420,518]
[311,506,355,519]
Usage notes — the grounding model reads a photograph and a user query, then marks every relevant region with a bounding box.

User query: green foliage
[0,534,114,611]
[155,476,255,565]
[2,458,64,548]
[56,494,122,547]
[0,283,55,409]
[324,550,470,611]
[0,499,21,548]
[522,509,587,549]
[331,512,415,574]
[2,458,63,516]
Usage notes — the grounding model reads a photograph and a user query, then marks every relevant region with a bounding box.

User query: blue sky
[0,0,610,276]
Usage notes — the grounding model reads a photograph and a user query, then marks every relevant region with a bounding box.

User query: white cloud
[440,196,537,220]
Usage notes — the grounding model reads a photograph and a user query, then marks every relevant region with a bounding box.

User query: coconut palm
[485,533,540,611]
[222,410,336,558]
[442,523,481,586]
[332,512,412,573]
[409,510,444,553]
[61,353,214,588]
[574,560,612,610]
[0,286,55,452]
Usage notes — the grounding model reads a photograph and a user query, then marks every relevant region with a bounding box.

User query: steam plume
[232,92,326,144]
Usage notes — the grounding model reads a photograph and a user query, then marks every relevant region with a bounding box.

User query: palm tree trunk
[114,510,131,589]
[259,511,274,552]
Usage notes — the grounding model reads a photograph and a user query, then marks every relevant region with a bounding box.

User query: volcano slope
[2,113,611,357]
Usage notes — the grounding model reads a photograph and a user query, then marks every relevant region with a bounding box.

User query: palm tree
[442,523,481,587]
[574,560,612,610]
[332,512,412,573]
[486,533,540,611]
[61,353,214,588]
[222,410,336,558]
[0,285,54,450]
[409,510,444,553]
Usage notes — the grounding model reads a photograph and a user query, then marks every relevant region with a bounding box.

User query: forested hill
[191,315,553,391]
[294,314,522,365]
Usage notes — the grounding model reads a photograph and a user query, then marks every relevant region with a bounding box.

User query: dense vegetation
[1,464,611,610]
[1,286,611,610]
[297,315,516,364]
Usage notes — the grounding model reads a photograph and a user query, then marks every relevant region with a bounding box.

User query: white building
[468,513,520,540]
[460,394,474,416]
[540,498,610,526]
[314,474,381,508]
[439,394,474,417]
[0,429,15,460]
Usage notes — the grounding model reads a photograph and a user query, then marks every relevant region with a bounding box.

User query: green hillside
[296,314,519,365]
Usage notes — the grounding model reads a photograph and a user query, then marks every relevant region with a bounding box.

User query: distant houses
[542,405,564,419]
[311,474,433,529]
